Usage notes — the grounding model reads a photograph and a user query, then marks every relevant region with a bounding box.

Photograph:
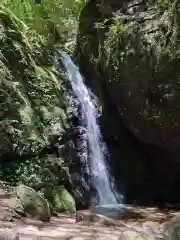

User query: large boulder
[42,185,76,214]
[76,0,180,203]
[15,185,51,221]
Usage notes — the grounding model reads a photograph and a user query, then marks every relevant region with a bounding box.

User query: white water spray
[59,52,119,205]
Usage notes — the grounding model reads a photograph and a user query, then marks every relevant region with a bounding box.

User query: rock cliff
[0,7,81,210]
[76,0,180,204]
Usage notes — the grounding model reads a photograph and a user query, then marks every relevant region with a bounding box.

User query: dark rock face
[76,0,180,204]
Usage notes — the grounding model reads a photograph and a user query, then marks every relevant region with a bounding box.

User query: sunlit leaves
[4,0,85,50]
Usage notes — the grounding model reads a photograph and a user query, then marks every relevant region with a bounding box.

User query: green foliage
[104,0,180,73]
[0,155,71,190]
[3,0,85,51]
[146,0,170,10]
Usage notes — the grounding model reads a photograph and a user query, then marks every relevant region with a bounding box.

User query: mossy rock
[42,185,76,213]
[16,185,51,221]
[0,7,67,157]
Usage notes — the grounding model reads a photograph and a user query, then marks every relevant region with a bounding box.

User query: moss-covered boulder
[0,7,67,158]
[42,185,76,213]
[16,185,51,221]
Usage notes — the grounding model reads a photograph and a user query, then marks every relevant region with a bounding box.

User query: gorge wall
[0,8,88,210]
[2,0,180,210]
[75,0,180,205]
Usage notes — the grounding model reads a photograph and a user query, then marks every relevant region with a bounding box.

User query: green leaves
[4,0,85,51]
[146,0,172,11]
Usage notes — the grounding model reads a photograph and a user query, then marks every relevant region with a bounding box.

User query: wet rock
[90,204,134,219]
[76,210,126,227]
[16,185,51,221]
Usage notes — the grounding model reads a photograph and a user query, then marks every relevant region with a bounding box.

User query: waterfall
[58,52,119,205]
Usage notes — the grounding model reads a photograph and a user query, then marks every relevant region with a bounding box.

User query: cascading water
[58,52,119,205]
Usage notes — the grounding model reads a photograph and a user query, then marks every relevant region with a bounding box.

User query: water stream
[58,52,119,205]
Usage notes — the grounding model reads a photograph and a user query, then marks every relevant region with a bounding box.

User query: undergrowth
[0,155,71,190]
[2,0,85,52]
